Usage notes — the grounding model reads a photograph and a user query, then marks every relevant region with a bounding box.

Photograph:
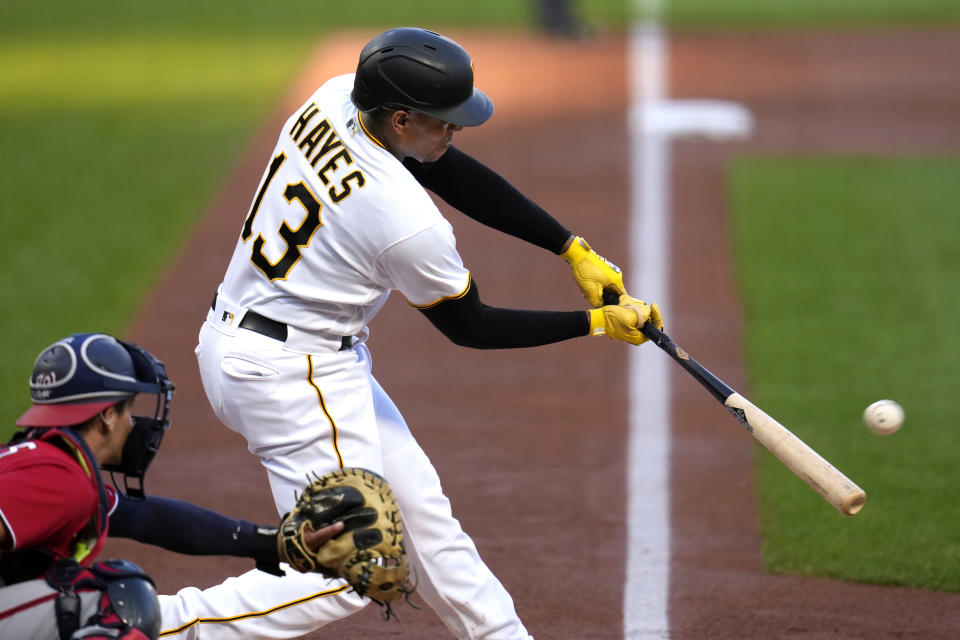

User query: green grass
[0,1,632,39]
[662,0,960,26]
[730,156,960,591]
[0,36,307,436]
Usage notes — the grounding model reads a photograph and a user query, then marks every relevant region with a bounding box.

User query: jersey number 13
[240,152,322,281]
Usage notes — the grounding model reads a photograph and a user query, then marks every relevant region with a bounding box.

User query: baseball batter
[158,27,662,639]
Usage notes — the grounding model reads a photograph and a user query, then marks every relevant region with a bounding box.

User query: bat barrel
[725,392,867,516]
[640,323,866,516]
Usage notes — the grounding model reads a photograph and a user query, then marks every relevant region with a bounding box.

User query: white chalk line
[623,16,672,640]
[622,5,754,636]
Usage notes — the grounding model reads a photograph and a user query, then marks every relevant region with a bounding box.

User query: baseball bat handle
[601,289,621,306]
[640,323,735,404]
[601,289,733,402]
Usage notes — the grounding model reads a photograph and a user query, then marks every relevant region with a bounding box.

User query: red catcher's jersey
[0,435,117,565]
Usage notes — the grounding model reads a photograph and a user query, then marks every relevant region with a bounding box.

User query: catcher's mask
[351,27,493,127]
[16,333,175,499]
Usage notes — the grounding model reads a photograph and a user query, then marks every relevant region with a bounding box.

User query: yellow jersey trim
[59,435,97,563]
[356,111,387,150]
[410,273,472,309]
[307,354,345,469]
[158,585,350,636]
[72,540,93,562]
[60,435,93,477]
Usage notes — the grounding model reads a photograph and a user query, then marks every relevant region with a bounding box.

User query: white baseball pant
[157,307,533,639]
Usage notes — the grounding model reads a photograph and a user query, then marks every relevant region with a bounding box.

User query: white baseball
[863,399,904,435]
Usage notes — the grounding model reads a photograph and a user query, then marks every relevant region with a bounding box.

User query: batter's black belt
[211,292,352,350]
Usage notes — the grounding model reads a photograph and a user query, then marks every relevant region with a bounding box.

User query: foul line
[623,4,753,634]
[624,12,672,640]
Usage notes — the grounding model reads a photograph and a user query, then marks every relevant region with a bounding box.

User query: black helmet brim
[421,87,493,127]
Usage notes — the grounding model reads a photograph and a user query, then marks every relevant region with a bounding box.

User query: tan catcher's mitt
[280,467,410,606]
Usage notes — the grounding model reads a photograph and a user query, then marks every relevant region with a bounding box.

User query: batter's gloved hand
[561,236,626,308]
[588,295,664,345]
[279,468,412,610]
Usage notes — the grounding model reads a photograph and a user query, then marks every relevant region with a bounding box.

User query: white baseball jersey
[219,73,470,340]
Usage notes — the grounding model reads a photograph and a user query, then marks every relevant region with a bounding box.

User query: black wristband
[253,525,283,576]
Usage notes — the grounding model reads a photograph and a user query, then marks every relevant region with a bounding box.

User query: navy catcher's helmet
[16,333,175,498]
[17,333,169,427]
[351,27,493,127]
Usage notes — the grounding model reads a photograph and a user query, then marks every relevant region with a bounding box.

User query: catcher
[0,333,406,640]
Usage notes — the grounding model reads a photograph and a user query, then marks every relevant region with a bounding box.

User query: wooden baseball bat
[604,291,866,515]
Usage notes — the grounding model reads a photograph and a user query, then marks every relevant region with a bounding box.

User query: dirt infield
[105,29,960,638]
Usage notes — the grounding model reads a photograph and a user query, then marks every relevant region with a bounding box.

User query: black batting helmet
[351,27,493,127]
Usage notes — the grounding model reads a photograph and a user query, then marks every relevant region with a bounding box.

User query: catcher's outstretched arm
[110,495,267,556]
[109,494,340,576]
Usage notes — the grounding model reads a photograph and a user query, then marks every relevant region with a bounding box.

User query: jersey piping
[306,354,345,469]
[356,111,387,150]
[0,509,15,551]
[410,273,472,309]
[158,584,350,637]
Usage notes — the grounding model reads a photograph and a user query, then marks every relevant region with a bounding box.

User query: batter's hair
[361,105,401,127]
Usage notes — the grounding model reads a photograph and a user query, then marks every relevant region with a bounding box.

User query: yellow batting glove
[561,236,626,308]
[647,300,665,333]
[588,295,655,345]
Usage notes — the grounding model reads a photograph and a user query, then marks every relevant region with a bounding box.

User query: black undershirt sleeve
[403,146,572,254]
[109,495,278,570]
[419,278,589,349]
